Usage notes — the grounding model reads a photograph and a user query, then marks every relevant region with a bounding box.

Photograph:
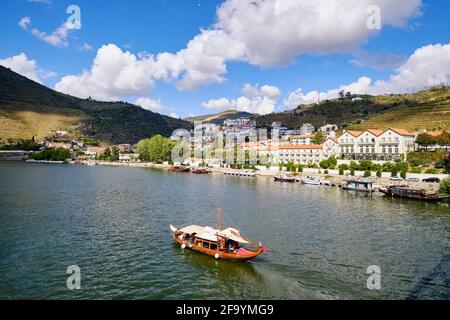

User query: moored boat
[274,174,295,183]
[299,176,321,185]
[191,167,210,174]
[379,186,449,201]
[170,209,267,261]
[170,165,191,172]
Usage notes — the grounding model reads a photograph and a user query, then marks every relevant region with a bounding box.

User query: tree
[376,169,382,178]
[338,90,345,100]
[137,135,174,163]
[415,133,435,150]
[311,131,325,144]
[444,155,450,174]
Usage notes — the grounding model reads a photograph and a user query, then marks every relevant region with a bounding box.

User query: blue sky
[1,0,450,117]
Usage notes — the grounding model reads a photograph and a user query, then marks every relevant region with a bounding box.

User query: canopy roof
[179,225,250,244]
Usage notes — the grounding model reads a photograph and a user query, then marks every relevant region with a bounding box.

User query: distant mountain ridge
[0,66,192,144]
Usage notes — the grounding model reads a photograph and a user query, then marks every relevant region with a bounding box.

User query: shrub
[439,178,450,195]
[409,167,422,173]
[338,164,349,171]
[359,160,373,171]
[350,161,359,171]
[350,169,355,176]
[425,168,439,174]
[339,168,344,175]
[382,162,395,172]
[324,170,329,174]
[400,170,407,180]
[364,170,371,177]
[391,168,398,177]
[376,170,382,178]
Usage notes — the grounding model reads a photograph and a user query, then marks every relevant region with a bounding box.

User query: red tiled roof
[279,144,323,150]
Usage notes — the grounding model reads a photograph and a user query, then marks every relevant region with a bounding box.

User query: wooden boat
[170,209,267,261]
[170,165,191,172]
[379,186,449,201]
[191,167,210,174]
[274,174,295,183]
[299,177,320,185]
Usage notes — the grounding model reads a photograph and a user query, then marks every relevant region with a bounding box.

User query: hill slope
[255,87,450,131]
[0,66,192,144]
[186,110,254,124]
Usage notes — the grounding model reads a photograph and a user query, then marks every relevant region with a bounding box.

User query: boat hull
[379,188,449,201]
[170,227,263,262]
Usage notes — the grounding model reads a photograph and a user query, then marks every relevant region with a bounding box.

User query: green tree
[311,131,325,144]
[376,169,382,178]
[350,161,359,171]
[439,178,450,195]
[137,135,174,163]
[400,170,407,180]
[364,170,371,177]
[415,133,436,147]
[444,155,450,174]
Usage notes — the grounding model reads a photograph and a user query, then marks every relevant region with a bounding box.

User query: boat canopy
[178,225,250,244]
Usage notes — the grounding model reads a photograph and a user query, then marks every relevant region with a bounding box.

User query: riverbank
[71,160,447,195]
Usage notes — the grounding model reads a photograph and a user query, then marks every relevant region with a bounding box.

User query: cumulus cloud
[0,53,56,83]
[51,0,422,96]
[202,83,281,115]
[284,43,450,108]
[55,44,157,101]
[135,97,163,112]
[215,0,422,66]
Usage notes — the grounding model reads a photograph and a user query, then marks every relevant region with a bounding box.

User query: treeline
[416,131,450,146]
[30,148,70,161]
[137,135,174,163]
[0,138,40,151]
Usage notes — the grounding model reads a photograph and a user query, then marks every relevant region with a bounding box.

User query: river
[0,161,449,299]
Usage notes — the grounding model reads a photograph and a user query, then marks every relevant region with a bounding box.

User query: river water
[0,161,449,299]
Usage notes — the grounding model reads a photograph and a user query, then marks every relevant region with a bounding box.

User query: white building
[337,128,416,161]
[270,144,323,165]
[299,123,315,135]
[287,134,314,145]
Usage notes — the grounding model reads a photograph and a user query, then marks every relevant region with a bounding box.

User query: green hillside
[186,110,254,124]
[0,66,192,144]
[255,87,450,132]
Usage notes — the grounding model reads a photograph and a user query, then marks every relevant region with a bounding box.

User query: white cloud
[135,97,163,111]
[284,43,450,108]
[19,17,31,30]
[0,53,55,83]
[55,44,156,101]
[202,83,281,114]
[215,0,422,66]
[19,17,74,48]
[30,22,70,47]
[52,1,422,95]
[79,43,93,52]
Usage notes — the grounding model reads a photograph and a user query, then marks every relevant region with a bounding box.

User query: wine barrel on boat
[169,209,267,261]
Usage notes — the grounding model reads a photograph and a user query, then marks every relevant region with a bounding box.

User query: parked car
[422,177,441,183]
[390,176,403,181]
[406,177,420,182]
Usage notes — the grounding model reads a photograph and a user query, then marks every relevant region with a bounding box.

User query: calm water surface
[0,161,449,299]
